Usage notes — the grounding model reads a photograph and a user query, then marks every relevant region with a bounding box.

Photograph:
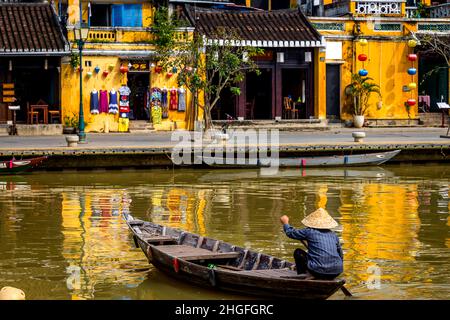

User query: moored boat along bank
[0,129,449,169]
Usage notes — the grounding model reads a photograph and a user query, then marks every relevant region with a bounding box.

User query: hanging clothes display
[151,87,162,124]
[119,85,131,114]
[90,90,99,114]
[109,89,119,114]
[161,87,169,119]
[178,87,186,112]
[169,87,178,110]
[99,90,109,113]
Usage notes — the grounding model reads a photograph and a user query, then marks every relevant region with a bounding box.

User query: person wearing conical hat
[280,208,343,280]
[0,287,25,300]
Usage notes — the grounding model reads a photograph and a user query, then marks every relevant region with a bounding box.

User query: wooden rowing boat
[203,149,401,168]
[0,156,47,175]
[124,213,346,299]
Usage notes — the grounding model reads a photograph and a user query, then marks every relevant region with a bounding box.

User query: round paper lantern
[407,99,416,106]
[407,68,417,76]
[408,39,417,48]
[94,66,101,73]
[119,65,128,74]
[408,82,417,90]
[408,54,417,61]
[359,39,368,46]
[103,70,109,77]
[172,66,178,73]
[86,71,93,78]
[358,54,368,62]
[358,69,368,77]
[155,66,162,73]
[166,72,173,78]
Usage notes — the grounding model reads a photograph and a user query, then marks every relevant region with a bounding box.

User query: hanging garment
[109,90,119,114]
[99,90,109,113]
[90,90,99,114]
[151,87,162,124]
[119,85,131,113]
[178,87,186,112]
[161,88,169,119]
[169,88,178,110]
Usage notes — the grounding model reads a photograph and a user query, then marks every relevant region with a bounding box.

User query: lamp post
[73,25,89,143]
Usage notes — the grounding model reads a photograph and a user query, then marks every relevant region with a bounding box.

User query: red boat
[0,156,47,175]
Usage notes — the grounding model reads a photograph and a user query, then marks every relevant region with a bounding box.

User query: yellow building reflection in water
[339,183,421,286]
[61,189,144,300]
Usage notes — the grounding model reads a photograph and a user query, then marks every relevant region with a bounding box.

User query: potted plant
[345,73,381,128]
[63,113,78,134]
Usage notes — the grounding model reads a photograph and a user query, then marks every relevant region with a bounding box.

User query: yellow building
[56,0,449,132]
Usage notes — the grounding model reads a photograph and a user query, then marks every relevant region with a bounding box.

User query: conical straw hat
[301,208,338,229]
[0,287,25,300]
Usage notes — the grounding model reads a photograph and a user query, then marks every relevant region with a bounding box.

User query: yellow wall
[314,48,327,119]
[314,18,420,120]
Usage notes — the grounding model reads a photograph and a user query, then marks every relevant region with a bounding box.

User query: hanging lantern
[128,63,132,69]
[358,54,368,62]
[86,71,93,78]
[407,39,418,48]
[407,68,417,76]
[166,72,173,78]
[108,64,115,70]
[407,99,416,106]
[358,69,368,77]
[155,66,162,73]
[103,70,109,77]
[359,39,368,46]
[150,63,156,68]
[186,66,193,72]
[172,66,178,73]
[408,82,417,90]
[119,65,128,74]
[407,54,417,61]
[94,66,101,73]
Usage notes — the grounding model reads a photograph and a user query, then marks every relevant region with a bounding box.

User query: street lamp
[73,25,89,143]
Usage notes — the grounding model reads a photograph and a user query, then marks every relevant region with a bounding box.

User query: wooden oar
[299,240,352,297]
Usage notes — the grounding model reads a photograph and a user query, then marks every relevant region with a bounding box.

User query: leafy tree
[151,7,263,131]
[415,33,450,85]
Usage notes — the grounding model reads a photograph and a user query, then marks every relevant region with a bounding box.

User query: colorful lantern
[94,66,101,73]
[408,82,417,90]
[103,70,109,77]
[108,64,115,70]
[166,72,173,78]
[407,99,416,106]
[407,54,417,61]
[359,39,368,46]
[119,65,128,74]
[86,71,93,78]
[172,66,178,73]
[155,66,163,73]
[358,54,368,62]
[407,68,417,76]
[358,69,368,77]
[407,39,418,48]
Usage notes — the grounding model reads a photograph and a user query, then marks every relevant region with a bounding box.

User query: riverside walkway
[0,127,449,168]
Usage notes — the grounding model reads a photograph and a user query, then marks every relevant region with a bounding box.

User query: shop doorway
[246,68,272,119]
[211,87,237,120]
[419,57,448,112]
[127,73,149,120]
[326,64,341,119]
[281,68,308,119]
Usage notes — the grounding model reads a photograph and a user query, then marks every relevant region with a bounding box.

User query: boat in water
[124,213,346,299]
[0,157,47,175]
[202,150,401,168]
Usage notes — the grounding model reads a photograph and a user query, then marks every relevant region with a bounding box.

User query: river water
[0,165,448,300]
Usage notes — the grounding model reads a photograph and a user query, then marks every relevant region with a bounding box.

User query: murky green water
[0,165,448,300]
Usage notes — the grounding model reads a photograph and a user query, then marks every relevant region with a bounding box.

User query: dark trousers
[293,248,339,280]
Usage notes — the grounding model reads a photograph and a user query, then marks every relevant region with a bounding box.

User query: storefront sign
[3,90,14,96]
[2,83,15,103]
[3,97,15,103]
[128,60,150,72]
[253,51,274,61]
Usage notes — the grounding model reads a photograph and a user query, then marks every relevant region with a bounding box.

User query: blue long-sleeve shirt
[283,224,343,275]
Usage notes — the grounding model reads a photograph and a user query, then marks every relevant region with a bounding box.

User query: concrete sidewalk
[0,127,449,151]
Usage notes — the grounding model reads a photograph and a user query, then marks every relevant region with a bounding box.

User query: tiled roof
[189,8,323,47]
[0,3,69,55]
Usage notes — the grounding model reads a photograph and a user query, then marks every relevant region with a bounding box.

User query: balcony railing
[429,3,450,18]
[353,0,405,15]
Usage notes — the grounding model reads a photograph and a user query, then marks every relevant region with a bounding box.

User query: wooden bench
[155,245,240,261]
[142,235,177,244]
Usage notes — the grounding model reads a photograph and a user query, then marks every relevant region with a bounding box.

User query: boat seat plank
[155,245,240,261]
[232,268,302,278]
[141,235,177,244]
